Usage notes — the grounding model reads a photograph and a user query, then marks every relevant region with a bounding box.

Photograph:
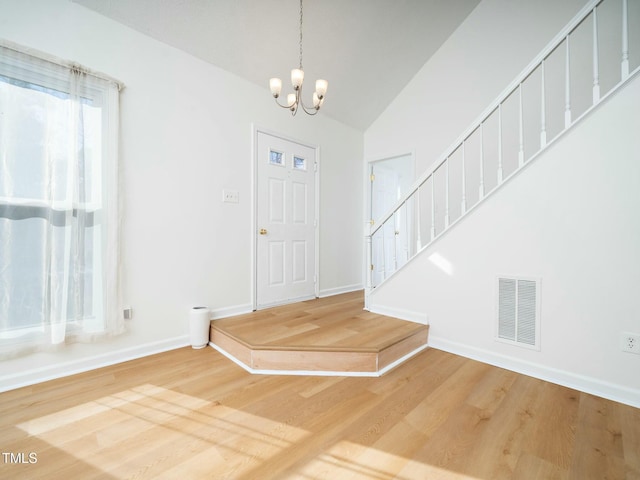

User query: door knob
[259,228,268,235]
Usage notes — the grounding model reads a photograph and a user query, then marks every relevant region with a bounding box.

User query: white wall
[369,72,640,407]
[0,0,363,389]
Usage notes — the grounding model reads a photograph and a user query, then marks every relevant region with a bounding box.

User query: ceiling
[72,0,481,131]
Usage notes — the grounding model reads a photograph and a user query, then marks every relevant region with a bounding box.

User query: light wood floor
[212,291,423,351]
[1,347,638,479]
[210,291,429,373]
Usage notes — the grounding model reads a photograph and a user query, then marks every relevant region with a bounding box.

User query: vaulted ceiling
[73,0,481,131]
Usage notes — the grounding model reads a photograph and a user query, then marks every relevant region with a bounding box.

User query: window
[269,149,284,166]
[293,156,306,170]
[0,43,122,354]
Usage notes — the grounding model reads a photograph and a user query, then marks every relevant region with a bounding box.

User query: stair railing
[365,0,638,303]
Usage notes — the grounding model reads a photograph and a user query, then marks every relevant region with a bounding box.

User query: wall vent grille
[497,277,540,350]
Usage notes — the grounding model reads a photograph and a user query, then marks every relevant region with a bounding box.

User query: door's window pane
[269,150,283,166]
[293,156,306,170]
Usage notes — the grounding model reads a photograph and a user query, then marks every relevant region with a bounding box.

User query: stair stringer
[368,71,640,408]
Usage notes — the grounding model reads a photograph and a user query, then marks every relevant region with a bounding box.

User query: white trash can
[189,306,210,349]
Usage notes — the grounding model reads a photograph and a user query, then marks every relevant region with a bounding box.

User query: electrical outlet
[123,306,132,320]
[621,332,640,354]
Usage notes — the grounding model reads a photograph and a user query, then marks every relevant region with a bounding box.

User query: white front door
[256,131,317,308]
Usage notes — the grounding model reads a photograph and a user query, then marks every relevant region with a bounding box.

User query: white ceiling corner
[72,0,481,131]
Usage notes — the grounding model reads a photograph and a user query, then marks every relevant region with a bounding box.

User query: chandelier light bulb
[291,69,304,90]
[287,93,297,108]
[315,79,328,99]
[269,78,282,98]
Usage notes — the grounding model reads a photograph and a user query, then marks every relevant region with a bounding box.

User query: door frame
[365,151,416,285]
[251,124,320,310]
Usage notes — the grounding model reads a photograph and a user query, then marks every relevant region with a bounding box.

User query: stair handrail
[370,0,604,237]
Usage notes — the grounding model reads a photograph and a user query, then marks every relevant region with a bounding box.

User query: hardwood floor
[210,291,429,373]
[1,347,638,479]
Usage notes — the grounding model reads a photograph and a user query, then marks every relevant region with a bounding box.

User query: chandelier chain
[299,0,303,70]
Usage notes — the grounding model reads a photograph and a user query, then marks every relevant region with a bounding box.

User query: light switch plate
[222,189,239,203]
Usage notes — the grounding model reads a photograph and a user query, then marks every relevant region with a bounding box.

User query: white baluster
[540,60,547,148]
[622,0,630,80]
[380,223,387,281]
[479,123,485,199]
[402,200,410,258]
[430,176,436,241]
[415,191,422,252]
[593,6,601,104]
[444,159,450,228]
[498,105,503,184]
[461,141,467,215]
[365,233,373,292]
[403,203,409,262]
[392,212,398,272]
[518,84,524,167]
[565,35,572,129]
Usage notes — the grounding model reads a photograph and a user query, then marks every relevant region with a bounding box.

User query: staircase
[364,0,639,306]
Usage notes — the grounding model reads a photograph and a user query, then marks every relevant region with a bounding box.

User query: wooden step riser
[210,324,429,374]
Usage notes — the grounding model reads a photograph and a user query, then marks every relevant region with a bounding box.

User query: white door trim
[251,124,320,311]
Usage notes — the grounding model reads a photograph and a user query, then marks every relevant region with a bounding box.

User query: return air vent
[496,277,540,350]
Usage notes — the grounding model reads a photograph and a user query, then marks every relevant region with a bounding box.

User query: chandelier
[269,0,328,116]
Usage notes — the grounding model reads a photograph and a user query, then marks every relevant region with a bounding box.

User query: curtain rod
[0,38,125,91]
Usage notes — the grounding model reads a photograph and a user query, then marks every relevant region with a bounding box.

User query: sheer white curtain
[0,42,123,357]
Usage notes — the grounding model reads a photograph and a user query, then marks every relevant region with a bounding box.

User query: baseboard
[319,284,364,298]
[209,291,366,319]
[428,336,640,409]
[210,303,253,320]
[368,304,429,325]
[0,336,189,393]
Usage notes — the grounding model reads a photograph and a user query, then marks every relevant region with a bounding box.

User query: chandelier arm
[273,97,294,109]
[299,99,319,115]
[273,89,302,115]
[273,96,301,116]
[299,82,322,114]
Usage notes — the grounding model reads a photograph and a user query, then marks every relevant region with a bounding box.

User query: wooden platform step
[209,291,429,376]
